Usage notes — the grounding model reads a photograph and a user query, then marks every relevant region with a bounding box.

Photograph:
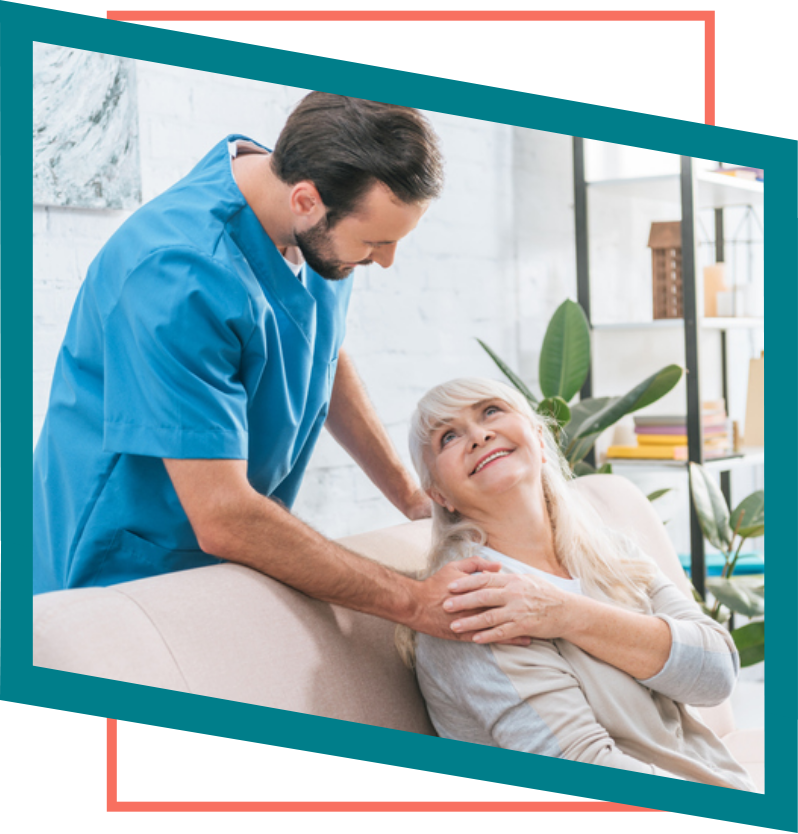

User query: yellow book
[606,445,683,460]
[637,434,689,445]
[638,433,729,446]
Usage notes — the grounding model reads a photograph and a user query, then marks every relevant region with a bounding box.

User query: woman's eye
[440,430,456,447]
[485,405,501,417]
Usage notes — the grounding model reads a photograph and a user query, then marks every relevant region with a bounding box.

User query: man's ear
[427,487,455,514]
[289,181,325,220]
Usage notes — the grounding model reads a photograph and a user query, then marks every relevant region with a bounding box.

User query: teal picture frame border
[2,2,794,827]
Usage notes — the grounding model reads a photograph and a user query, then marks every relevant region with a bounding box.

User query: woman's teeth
[473,451,510,474]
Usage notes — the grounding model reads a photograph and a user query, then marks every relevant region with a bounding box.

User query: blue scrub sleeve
[103,246,257,459]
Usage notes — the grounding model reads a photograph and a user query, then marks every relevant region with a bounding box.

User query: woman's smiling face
[425,399,545,517]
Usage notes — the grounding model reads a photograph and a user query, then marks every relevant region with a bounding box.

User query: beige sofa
[32,475,763,789]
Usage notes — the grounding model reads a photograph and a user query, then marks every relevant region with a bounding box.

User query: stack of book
[607,401,734,461]
[712,165,764,182]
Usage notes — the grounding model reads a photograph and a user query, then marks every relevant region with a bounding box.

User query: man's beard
[294,218,369,282]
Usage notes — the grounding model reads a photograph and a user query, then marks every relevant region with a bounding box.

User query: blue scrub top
[33,136,353,593]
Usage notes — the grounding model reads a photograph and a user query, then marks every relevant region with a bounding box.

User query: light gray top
[416,547,755,791]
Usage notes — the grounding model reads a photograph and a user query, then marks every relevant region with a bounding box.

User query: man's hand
[409,557,531,645]
[402,487,433,521]
[444,570,578,644]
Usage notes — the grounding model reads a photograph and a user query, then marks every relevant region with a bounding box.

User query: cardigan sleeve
[636,573,740,706]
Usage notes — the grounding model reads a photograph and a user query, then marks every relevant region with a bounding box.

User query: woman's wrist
[559,594,600,641]
[558,596,672,679]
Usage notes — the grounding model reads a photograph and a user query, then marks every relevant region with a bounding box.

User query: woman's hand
[444,571,578,643]
[445,570,672,680]
[410,558,531,645]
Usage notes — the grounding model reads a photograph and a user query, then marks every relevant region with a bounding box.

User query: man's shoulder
[111,137,247,253]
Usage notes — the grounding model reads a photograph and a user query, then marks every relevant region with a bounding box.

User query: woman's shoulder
[415,632,565,675]
[413,634,497,698]
[414,632,487,665]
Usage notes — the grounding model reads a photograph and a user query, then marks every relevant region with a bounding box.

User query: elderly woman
[397,377,754,791]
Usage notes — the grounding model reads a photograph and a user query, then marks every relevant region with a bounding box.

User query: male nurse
[32,92,504,641]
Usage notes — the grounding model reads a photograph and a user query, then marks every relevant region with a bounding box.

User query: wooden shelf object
[586,170,764,209]
[572,141,765,598]
[606,448,765,473]
[591,317,764,332]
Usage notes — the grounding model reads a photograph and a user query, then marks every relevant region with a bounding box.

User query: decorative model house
[648,221,683,319]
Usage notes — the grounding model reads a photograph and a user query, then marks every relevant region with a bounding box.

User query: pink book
[635,424,728,436]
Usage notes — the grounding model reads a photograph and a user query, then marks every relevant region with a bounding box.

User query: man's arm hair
[163,457,500,639]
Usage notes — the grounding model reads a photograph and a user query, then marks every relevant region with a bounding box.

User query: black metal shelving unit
[572,139,764,600]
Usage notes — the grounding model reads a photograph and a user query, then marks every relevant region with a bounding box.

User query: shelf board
[586,170,763,209]
[605,448,764,473]
[592,317,764,332]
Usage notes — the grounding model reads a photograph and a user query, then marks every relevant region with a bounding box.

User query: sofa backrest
[33,550,435,734]
[33,474,735,738]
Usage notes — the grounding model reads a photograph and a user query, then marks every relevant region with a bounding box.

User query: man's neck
[231,153,295,256]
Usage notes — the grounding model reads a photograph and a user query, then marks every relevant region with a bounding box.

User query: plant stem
[726,536,748,580]
[723,510,746,579]
[721,539,735,580]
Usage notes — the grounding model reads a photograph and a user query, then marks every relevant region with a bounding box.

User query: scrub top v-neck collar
[224,136,317,342]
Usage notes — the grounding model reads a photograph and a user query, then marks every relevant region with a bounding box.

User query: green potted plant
[689,463,765,667]
[479,299,683,475]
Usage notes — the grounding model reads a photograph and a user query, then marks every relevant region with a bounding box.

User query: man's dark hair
[270,92,444,226]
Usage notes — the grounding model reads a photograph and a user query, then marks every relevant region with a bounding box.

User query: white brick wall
[69,60,789,551]
[135,62,305,201]
[33,207,131,440]
[34,60,575,539]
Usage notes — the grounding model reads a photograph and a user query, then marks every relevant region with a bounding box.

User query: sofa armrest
[721,728,764,792]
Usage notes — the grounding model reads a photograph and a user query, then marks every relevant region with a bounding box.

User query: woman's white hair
[397,377,656,667]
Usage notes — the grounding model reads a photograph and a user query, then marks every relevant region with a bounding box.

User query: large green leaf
[689,462,733,551]
[706,577,764,617]
[732,621,765,667]
[566,432,602,465]
[477,339,538,405]
[560,397,615,463]
[564,397,617,440]
[731,490,764,539]
[538,300,591,402]
[538,396,571,428]
[687,579,722,620]
[566,365,684,440]
[734,575,764,597]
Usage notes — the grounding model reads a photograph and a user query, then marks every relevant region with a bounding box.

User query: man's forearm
[326,349,423,516]
[182,468,420,625]
[164,459,503,642]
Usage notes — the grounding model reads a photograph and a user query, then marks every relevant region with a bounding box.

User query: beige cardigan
[415,551,756,791]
